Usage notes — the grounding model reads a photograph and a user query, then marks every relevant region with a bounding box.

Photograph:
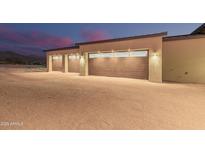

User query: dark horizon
[0,23,202,57]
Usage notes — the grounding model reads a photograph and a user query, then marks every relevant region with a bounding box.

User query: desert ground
[0,65,205,130]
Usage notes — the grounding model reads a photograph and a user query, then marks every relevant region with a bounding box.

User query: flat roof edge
[76,32,167,45]
[163,34,205,41]
[44,45,79,52]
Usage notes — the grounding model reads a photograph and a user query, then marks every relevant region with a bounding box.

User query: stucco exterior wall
[163,37,205,83]
[46,54,52,72]
[79,36,164,82]
[80,52,88,76]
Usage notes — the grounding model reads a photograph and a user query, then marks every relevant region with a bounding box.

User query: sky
[0,23,202,56]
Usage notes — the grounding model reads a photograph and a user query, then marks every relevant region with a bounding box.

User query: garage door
[68,55,80,73]
[52,55,63,71]
[88,51,148,79]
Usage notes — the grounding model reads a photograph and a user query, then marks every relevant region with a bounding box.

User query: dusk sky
[0,23,202,56]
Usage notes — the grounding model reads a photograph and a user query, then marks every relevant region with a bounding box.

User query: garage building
[44,24,205,83]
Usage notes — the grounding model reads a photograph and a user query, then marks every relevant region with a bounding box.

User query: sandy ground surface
[0,65,205,130]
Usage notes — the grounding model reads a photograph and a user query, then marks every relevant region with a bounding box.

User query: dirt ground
[0,65,205,130]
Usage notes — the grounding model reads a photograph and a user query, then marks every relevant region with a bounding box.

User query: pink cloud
[80,29,111,41]
[0,26,73,49]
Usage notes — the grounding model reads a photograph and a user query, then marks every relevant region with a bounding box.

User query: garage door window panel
[89,51,147,58]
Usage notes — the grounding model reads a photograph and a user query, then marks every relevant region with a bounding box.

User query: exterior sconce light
[153,52,157,57]
[152,51,159,57]
[76,53,80,59]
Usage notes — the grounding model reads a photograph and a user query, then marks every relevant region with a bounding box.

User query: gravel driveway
[1,66,205,129]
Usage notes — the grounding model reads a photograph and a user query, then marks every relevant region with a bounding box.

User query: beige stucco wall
[79,36,164,82]
[163,37,205,83]
[80,52,88,76]
[46,54,53,72]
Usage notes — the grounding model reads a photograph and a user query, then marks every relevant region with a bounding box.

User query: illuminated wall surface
[52,55,63,60]
[69,55,80,60]
[163,37,205,83]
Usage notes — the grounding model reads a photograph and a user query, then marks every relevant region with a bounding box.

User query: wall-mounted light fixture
[69,53,80,60]
[52,55,62,60]
[152,51,159,57]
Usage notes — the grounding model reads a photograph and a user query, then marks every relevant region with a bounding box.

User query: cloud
[80,29,111,41]
[0,25,73,55]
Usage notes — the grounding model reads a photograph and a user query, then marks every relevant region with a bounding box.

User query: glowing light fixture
[52,55,62,60]
[152,51,159,57]
[69,54,80,60]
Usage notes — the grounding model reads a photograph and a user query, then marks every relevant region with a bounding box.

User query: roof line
[163,34,205,41]
[191,23,205,35]
[76,32,167,45]
[44,45,79,52]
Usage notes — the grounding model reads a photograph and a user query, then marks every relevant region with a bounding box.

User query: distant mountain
[0,51,45,65]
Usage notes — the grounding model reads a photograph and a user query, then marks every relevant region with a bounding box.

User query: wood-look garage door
[52,55,63,71]
[68,55,80,73]
[68,59,80,72]
[88,51,148,79]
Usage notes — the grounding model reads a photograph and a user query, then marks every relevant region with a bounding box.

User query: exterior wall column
[63,54,69,73]
[47,54,53,72]
[80,52,88,76]
[148,49,162,82]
